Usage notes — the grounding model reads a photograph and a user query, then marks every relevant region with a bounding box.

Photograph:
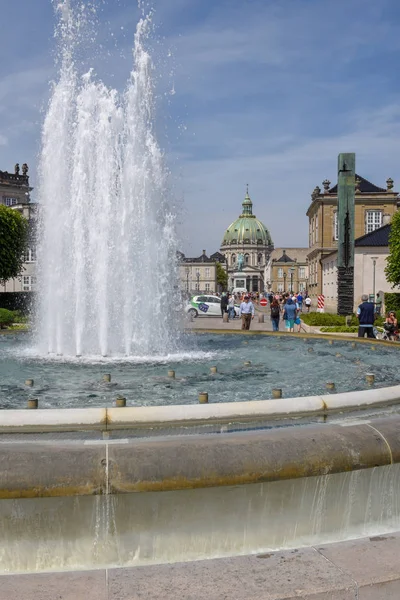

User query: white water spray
[38,1,180,357]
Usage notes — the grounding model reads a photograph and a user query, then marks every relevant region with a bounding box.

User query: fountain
[37,0,179,358]
[2,2,400,597]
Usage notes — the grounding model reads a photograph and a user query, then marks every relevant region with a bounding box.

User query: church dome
[221,191,273,247]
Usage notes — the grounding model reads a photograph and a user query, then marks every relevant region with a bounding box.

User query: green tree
[0,205,28,283]
[216,261,228,289]
[385,210,400,288]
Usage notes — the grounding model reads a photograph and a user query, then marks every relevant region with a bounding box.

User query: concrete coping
[1,385,400,432]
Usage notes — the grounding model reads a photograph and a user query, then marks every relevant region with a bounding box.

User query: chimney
[202,249,206,255]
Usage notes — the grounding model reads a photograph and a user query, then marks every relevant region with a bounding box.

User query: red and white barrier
[317,294,325,313]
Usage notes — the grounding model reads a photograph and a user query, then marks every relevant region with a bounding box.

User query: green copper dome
[221,192,273,247]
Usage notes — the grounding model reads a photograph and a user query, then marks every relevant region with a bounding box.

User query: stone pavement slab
[0,570,107,600]
[317,532,400,599]
[108,548,356,599]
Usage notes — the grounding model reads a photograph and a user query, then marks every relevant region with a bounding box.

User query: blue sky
[2,0,400,254]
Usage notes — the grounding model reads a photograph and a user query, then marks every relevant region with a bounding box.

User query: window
[205,268,210,278]
[205,283,210,292]
[365,210,382,234]
[277,283,284,292]
[299,282,305,292]
[23,247,36,263]
[22,276,36,291]
[333,212,338,240]
[195,283,200,291]
[245,254,249,265]
[257,253,262,264]
[315,214,319,243]
[4,197,18,206]
[232,254,236,265]
[299,267,305,279]
[278,268,283,278]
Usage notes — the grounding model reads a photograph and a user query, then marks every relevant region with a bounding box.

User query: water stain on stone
[256,553,272,559]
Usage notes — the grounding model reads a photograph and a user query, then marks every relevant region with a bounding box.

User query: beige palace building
[306,175,398,301]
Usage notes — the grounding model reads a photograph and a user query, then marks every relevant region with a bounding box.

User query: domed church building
[220,188,274,292]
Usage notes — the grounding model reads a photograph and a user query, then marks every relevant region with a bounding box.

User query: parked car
[185,295,240,318]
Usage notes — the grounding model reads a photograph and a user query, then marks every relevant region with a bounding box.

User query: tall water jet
[37,1,180,357]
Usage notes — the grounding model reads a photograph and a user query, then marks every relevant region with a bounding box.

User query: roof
[328,174,386,194]
[355,223,391,247]
[270,247,309,263]
[210,251,226,262]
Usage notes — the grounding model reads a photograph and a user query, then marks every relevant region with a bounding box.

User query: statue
[22,163,28,176]
[237,253,244,272]
[14,163,20,175]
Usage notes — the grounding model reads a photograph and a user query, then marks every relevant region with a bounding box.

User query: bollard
[115,396,126,407]
[27,398,38,409]
[258,313,264,323]
[244,361,251,366]
[366,373,375,385]
[199,392,208,404]
[168,370,175,379]
[210,366,218,374]
[272,388,282,399]
[103,374,111,383]
[326,382,335,391]
[223,312,229,323]
[25,379,34,387]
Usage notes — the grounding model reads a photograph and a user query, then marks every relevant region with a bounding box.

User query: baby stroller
[382,322,399,341]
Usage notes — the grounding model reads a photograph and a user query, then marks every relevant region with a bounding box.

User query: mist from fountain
[37,1,180,357]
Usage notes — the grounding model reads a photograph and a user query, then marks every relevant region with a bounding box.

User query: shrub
[0,308,16,329]
[384,293,400,316]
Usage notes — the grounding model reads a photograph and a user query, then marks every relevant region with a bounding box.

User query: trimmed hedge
[320,326,358,333]
[0,309,16,328]
[301,312,358,326]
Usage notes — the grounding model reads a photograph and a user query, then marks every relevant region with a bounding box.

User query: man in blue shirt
[239,295,255,330]
[357,294,376,338]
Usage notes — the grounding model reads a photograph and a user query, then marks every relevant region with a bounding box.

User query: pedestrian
[283,297,297,333]
[297,292,303,312]
[375,292,382,316]
[305,295,311,312]
[357,294,376,338]
[228,293,236,320]
[220,293,228,318]
[239,295,255,330]
[270,298,280,332]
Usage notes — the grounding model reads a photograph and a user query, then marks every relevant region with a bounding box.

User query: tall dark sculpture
[337,153,355,315]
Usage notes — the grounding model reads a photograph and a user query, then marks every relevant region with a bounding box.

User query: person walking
[283,297,297,333]
[357,294,376,338]
[305,295,311,312]
[270,298,280,332]
[375,293,382,316]
[220,293,228,318]
[228,293,236,320]
[297,292,303,312]
[239,295,255,330]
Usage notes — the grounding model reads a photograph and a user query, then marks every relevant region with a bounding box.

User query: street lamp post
[185,267,190,292]
[289,268,295,293]
[196,270,200,292]
[371,257,378,302]
[283,272,287,293]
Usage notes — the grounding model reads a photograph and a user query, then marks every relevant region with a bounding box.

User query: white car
[185,295,240,318]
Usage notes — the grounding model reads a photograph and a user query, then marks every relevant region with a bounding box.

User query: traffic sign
[260,298,267,307]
